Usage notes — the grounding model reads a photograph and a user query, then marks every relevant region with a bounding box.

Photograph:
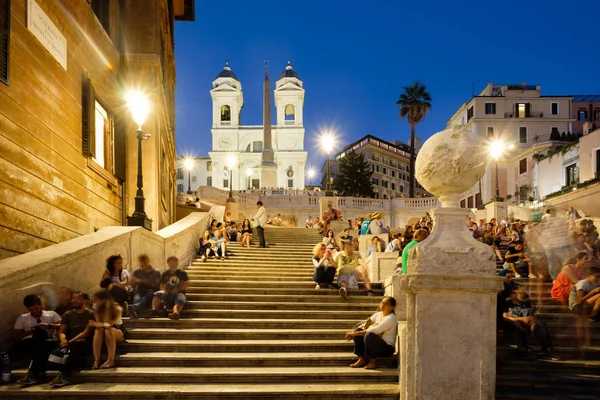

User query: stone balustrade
[0,205,223,346]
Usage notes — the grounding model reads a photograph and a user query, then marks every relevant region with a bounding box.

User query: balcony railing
[504,111,544,118]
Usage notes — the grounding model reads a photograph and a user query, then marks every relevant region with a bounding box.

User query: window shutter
[82,75,96,157]
[113,110,126,181]
[525,103,531,117]
[0,0,10,85]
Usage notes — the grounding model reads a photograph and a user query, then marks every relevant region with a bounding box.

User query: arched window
[284,104,295,122]
[220,105,231,122]
[253,141,263,152]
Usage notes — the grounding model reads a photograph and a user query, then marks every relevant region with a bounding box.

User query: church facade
[208,62,308,190]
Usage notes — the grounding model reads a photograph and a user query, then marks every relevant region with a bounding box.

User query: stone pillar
[485,200,507,222]
[399,126,501,400]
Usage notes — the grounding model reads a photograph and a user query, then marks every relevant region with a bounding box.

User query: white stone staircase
[1,228,399,399]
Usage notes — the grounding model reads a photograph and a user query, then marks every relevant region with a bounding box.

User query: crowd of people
[8,253,190,388]
[478,207,600,357]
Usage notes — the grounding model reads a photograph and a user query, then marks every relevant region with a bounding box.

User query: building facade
[446,82,575,207]
[208,62,308,190]
[571,95,600,135]
[0,0,193,260]
[324,135,429,199]
[175,156,211,194]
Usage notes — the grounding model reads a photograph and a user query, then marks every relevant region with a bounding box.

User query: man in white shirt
[251,200,268,248]
[345,296,397,369]
[9,294,61,374]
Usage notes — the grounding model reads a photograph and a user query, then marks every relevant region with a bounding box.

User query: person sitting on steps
[128,255,161,318]
[240,219,253,248]
[334,240,374,300]
[100,255,130,309]
[198,230,214,262]
[148,256,190,320]
[312,243,338,290]
[91,290,126,369]
[346,296,398,369]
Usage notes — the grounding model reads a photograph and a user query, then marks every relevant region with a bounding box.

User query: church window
[288,179,293,188]
[253,141,263,152]
[285,104,295,123]
[207,161,212,171]
[207,177,212,186]
[177,168,183,180]
[220,105,231,122]
[177,184,184,193]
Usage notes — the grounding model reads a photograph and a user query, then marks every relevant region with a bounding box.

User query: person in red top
[551,252,588,304]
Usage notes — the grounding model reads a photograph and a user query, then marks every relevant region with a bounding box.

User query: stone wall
[0,205,223,346]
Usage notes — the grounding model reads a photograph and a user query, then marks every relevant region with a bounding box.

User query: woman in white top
[100,255,130,307]
[91,290,126,369]
[346,296,397,369]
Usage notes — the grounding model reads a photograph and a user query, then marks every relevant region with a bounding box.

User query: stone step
[113,352,399,368]
[186,272,316,280]
[497,345,600,359]
[11,366,397,384]
[123,318,364,330]
[189,260,315,267]
[186,266,315,274]
[187,280,383,289]
[183,293,383,303]
[183,300,379,311]
[121,339,354,353]
[184,287,383,295]
[179,309,374,320]
[127,328,349,341]
[193,254,314,262]
[0,383,400,400]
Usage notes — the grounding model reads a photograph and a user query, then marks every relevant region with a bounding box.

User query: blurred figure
[540,209,572,280]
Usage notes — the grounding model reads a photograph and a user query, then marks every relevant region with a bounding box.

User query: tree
[396,81,432,198]
[332,151,374,197]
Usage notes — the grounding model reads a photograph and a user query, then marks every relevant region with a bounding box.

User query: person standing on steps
[346,296,398,369]
[251,201,268,248]
[334,240,374,300]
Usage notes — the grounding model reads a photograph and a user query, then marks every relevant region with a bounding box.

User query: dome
[279,61,300,80]
[216,62,238,80]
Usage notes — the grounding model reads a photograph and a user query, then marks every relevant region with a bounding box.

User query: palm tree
[396,81,432,198]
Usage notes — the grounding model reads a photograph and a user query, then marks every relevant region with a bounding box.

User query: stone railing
[0,205,224,345]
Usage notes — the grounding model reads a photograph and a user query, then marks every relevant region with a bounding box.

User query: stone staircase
[495,280,600,399]
[1,228,399,399]
[3,228,599,399]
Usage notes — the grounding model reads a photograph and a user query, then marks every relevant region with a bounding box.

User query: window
[372,178,379,185]
[596,150,600,178]
[383,167,387,175]
[519,127,527,144]
[391,170,396,178]
[375,165,380,173]
[253,141,263,152]
[91,0,110,36]
[475,193,482,208]
[487,127,494,138]
[467,196,473,208]
[207,176,212,186]
[371,164,375,171]
[191,176,197,183]
[93,100,112,170]
[284,104,295,122]
[578,110,588,121]
[0,0,9,85]
[518,186,529,202]
[177,168,183,180]
[391,183,396,190]
[551,102,559,115]
[519,158,527,174]
[515,103,529,118]
[207,161,212,171]
[460,199,466,208]
[287,179,293,188]
[382,180,388,188]
[220,105,231,122]
[467,106,474,121]
[177,184,184,193]
[223,179,229,189]
[485,103,496,115]
[399,185,404,193]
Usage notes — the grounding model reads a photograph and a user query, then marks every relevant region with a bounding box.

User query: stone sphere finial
[415,126,486,207]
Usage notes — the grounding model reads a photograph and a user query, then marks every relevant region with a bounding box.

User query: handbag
[47,347,70,367]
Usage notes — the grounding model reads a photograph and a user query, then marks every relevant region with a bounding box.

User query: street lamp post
[320,133,335,196]
[226,155,237,203]
[246,168,252,190]
[183,158,195,194]
[126,90,152,230]
[489,140,513,203]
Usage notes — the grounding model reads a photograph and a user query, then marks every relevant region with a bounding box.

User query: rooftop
[571,95,600,102]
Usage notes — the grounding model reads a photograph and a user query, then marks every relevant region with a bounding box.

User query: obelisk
[260,60,278,188]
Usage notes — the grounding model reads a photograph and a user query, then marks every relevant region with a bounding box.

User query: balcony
[504,111,544,118]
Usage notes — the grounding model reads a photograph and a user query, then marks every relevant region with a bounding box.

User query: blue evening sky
[174,0,600,174]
